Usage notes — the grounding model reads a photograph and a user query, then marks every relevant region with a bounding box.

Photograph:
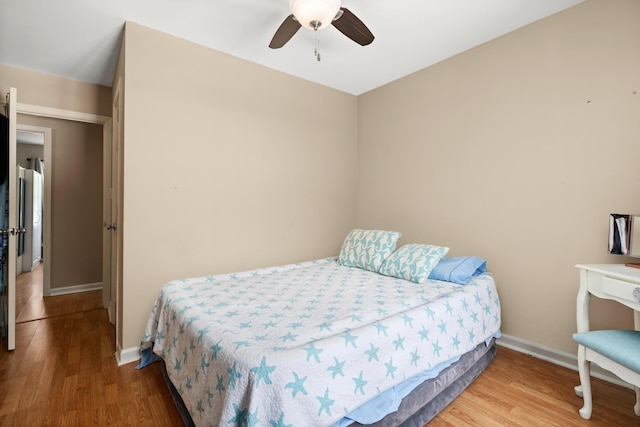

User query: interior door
[108,78,122,332]
[1,87,17,350]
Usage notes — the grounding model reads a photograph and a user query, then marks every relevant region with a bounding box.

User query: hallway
[15,263,102,323]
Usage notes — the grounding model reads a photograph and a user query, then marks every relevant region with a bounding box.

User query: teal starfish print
[319,322,333,332]
[248,407,259,427]
[364,343,380,362]
[452,334,461,350]
[471,311,479,323]
[216,373,225,396]
[211,340,223,360]
[327,357,345,379]
[419,326,429,341]
[269,412,292,427]
[411,348,420,366]
[401,313,414,328]
[186,315,199,328]
[303,343,323,363]
[438,320,447,334]
[228,361,242,389]
[281,332,297,342]
[374,321,389,337]
[393,334,405,351]
[197,326,211,343]
[316,388,335,416]
[433,339,442,357]
[445,301,454,315]
[285,372,308,398]
[385,358,397,379]
[424,306,436,320]
[353,370,367,395]
[342,332,358,348]
[250,356,276,388]
[228,403,248,426]
[174,357,182,372]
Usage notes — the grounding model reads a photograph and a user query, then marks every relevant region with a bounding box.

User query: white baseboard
[49,281,102,296]
[116,345,141,366]
[497,334,632,389]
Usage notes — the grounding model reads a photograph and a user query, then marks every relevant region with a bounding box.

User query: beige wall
[118,23,358,349]
[0,65,108,290]
[357,0,640,354]
[0,64,111,116]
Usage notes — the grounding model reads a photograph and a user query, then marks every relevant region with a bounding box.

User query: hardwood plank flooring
[1,266,639,425]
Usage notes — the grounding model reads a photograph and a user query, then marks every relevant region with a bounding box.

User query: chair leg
[576,345,592,419]
[634,386,640,416]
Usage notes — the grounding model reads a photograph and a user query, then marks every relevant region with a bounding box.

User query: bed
[141,231,501,426]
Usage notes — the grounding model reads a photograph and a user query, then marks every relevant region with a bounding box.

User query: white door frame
[16,103,112,307]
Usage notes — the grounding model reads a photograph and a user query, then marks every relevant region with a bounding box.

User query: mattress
[141,257,501,426]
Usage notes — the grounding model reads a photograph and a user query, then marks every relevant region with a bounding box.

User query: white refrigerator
[23,169,42,271]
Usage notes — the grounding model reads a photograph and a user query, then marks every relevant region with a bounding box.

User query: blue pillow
[428,256,487,285]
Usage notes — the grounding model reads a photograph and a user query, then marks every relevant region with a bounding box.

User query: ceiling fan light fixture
[289,0,341,30]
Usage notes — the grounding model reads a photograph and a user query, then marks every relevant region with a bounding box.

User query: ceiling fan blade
[332,7,374,46]
[269,14,302,49]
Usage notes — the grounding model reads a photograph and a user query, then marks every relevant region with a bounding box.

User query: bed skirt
[160,339,496,427]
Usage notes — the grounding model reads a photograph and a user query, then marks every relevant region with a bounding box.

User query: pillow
[378,243,449,283]
[338,229,402,272]
[428,256,487,285]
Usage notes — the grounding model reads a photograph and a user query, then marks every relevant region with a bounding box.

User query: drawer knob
[634,287,640,303]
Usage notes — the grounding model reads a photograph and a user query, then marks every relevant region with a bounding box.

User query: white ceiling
[16,130,44,145]
[0,0,583,96]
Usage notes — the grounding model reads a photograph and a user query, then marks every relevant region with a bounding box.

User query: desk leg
[576,345,592,419]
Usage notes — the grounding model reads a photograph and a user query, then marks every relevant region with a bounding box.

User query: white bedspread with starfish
[142,258,501,427]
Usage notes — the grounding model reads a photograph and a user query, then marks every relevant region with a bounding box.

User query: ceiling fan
[269,0,374,60]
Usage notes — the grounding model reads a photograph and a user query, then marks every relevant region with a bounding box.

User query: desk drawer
[602,276,640,303]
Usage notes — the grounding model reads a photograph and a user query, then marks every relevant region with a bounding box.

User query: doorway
[15,103,112,316]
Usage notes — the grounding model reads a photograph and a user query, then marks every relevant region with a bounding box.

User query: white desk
[574,264,640,418]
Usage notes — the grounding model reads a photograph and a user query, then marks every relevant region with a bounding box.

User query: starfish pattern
[250,356,276,388]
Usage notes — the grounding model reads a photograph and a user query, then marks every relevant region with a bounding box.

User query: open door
[1,87,17,350]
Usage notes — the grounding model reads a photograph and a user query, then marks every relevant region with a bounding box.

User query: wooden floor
[1,265,639,426]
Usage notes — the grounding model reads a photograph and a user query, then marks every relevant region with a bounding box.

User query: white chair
[573,329,640,419]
